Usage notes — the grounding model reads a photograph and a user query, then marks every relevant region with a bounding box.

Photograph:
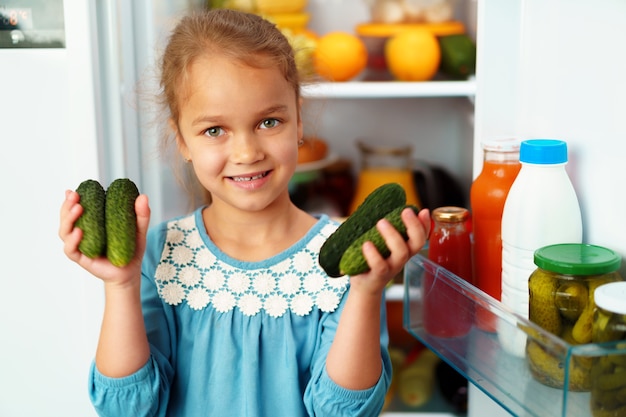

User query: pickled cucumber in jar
[527,244,622,391]
[590,282,626,417]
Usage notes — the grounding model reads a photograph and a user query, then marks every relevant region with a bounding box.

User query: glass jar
[590,282,626,417]
[423,206,473,338]
[349,139,421,214]
[527,243,623,391]
[428,206,473,283]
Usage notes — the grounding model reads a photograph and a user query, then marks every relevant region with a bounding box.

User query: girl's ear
[169,118,190,161]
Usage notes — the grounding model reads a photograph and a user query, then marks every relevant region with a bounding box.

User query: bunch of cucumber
[319,183,419,277]
[75,178,140,267]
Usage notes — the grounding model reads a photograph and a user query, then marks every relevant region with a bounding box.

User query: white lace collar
[153,211,349,317]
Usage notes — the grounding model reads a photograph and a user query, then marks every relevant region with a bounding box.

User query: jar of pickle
[590,282,626,417]
[527,243,622,391]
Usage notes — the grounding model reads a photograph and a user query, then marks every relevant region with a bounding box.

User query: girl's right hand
[58,189,151,287]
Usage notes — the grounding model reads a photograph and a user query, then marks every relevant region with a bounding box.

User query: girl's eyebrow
[190,105,290,126]
[260,104,289,115]
[191,114,221,126]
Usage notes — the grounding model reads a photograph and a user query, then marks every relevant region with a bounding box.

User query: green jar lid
[534,243,621,275]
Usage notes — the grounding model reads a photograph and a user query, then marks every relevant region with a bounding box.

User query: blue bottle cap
[520,139,568,164]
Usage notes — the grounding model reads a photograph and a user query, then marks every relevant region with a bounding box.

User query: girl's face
[174,54,303,213]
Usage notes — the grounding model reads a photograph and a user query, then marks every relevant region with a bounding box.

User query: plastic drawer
[403,254,626,417]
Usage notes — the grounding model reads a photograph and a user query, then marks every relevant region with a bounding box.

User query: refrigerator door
[0,1,206,414]
[471,0,626,415]
[0,0,101,415]
[475,0,626,258]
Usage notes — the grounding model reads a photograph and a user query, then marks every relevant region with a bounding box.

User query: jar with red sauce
[424,206,474,338]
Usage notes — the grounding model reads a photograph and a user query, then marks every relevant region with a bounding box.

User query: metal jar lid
[432,206,469,223]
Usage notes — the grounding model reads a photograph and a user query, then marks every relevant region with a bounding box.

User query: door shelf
[302,80,476,99]
[403,254,626,417]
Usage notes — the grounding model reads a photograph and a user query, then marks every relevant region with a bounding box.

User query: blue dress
[89,208,392,417]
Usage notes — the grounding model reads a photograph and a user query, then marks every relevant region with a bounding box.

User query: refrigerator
[1,0,624,416]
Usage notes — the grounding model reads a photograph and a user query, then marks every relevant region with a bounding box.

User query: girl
[59,9,431,417]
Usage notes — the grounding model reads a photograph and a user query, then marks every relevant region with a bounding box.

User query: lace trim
[154,214,349,317]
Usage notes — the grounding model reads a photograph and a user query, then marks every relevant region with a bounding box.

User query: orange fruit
[385,29,441,81]
[313,31,368,82]
[297,137,328,164]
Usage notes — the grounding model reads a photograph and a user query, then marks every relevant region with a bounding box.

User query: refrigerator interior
[108,0,478,226]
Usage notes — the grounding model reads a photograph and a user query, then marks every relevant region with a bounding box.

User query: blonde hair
[157,8,301,206]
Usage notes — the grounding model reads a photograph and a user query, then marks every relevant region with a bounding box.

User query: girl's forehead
[179,53,291,96]
[176,54,297,114]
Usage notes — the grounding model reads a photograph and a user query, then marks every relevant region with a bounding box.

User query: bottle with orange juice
[349,139,421,214]
[470,138,521,331]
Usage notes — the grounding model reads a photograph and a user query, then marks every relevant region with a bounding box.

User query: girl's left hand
[349,207,431,296]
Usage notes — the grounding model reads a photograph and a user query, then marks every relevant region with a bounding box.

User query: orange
[313,31,368,82]
[385,29,441,81]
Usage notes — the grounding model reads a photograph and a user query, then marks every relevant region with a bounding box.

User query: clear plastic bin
[403,254,626,417]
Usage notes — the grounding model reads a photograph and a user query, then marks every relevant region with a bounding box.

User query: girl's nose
[230,132,263,164]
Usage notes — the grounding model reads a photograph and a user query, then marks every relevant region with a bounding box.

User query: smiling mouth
[230,171,269,182]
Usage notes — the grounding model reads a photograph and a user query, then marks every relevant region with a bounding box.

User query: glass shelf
[302,80,476,99]
[403,254,626,417]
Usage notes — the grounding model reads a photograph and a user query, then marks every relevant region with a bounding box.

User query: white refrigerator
[1,0,624,416]
[0,1,201,416]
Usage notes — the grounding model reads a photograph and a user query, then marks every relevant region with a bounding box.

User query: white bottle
[499,139,582,356]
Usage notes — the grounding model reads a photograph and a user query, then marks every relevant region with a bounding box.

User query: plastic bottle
[470,138,521,332]
[499,139,583,356]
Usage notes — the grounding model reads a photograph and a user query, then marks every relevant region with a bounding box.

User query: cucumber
[75,179,106,258]
[438,34,476,80]
[338,205,419,276]
[105,178,140,267]
[319,183,406,277]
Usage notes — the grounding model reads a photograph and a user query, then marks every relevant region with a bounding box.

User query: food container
[348,139,421,214]
[208,1,310,34]
[527,243,623,391]
[266,12,310,33]
[363,0,458,24]
[355,20,464,75]
[590,282,626,416]
[208,0,308,14]
[424,206,473,338]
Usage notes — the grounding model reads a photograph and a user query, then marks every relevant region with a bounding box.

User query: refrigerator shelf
[403,254,626,417]
[302,79,476,99]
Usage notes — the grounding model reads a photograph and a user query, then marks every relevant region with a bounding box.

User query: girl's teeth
[233,173,265,182]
